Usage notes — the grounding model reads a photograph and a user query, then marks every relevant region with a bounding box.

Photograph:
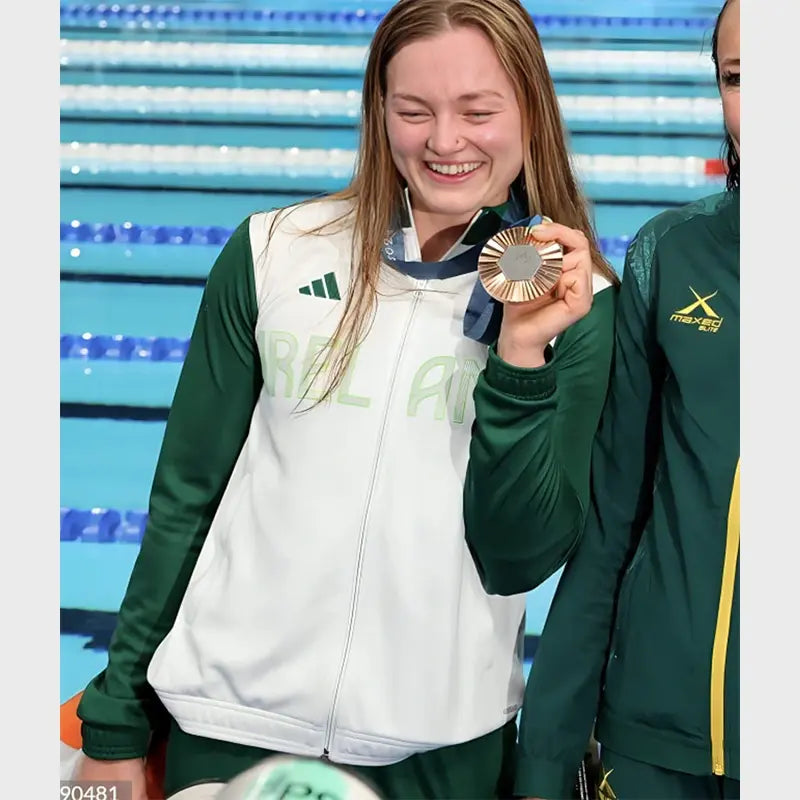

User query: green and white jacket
[77,195,617,767]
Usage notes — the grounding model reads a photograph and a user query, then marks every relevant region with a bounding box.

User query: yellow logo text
[670,288,724,333]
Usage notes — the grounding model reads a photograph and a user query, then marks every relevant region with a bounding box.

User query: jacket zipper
[322,284,425,755]
[710,460,740,775]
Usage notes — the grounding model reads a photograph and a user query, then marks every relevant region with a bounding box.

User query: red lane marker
[704,158,726,175]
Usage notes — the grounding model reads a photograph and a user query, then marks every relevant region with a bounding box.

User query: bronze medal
[478,217,563,304]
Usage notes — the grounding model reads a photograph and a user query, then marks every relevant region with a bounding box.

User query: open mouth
[425,161,483,178]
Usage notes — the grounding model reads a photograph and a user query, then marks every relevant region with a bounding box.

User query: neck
[412,208,474,261]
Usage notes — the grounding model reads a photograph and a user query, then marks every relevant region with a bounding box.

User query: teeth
[427,162,481,175]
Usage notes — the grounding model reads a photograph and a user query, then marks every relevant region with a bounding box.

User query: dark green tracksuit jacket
[516,191,740,798]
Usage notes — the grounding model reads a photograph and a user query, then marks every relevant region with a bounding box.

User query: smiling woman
[384,27,526,257]
[67,1,620,798]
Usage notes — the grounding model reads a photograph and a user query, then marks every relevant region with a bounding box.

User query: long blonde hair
[277,0,617,404]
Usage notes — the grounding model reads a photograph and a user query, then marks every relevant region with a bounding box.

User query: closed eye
[721,70,740,87]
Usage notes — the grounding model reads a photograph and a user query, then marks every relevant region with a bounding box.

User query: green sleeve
[463,286,617,597]
[514,236,665,798]
[77,217,262,759]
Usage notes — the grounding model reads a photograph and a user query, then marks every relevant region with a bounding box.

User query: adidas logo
[299,272,341,300]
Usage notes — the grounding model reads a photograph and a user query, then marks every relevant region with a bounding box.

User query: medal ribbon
[381,192,542,344]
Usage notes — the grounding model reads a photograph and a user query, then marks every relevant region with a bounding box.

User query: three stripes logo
[669,287,724,333]
[299,272,341,301]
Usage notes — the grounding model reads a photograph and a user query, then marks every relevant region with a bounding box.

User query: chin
[417,190,490,217]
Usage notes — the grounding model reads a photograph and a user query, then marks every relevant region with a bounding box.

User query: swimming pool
[59,0,728,701]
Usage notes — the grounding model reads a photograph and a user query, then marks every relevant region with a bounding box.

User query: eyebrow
[390,90,506,103]
[720,57,740,68]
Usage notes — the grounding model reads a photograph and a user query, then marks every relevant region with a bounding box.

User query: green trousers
[163,719,517,799]
[600,748,740,800]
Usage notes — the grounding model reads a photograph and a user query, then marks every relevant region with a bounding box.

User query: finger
[560,249,592,273]
[530,221,590,253]
[555,264,591,304]
[567,253,594,289]
[553,269,579,302]
[569,271,595,313]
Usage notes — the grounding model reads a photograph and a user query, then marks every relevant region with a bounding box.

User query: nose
[426,114,465,156]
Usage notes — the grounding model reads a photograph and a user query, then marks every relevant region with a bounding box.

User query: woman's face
[716,0,740,154]
[384,26,524,225]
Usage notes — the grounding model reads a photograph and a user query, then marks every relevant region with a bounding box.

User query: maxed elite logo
[670,287,724,333]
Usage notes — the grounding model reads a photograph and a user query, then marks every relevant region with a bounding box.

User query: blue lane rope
[61,220,232,246]
[60,219,634,257]
[59,5,716,31]
[61,333,190,362]
[61,507,148,543]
